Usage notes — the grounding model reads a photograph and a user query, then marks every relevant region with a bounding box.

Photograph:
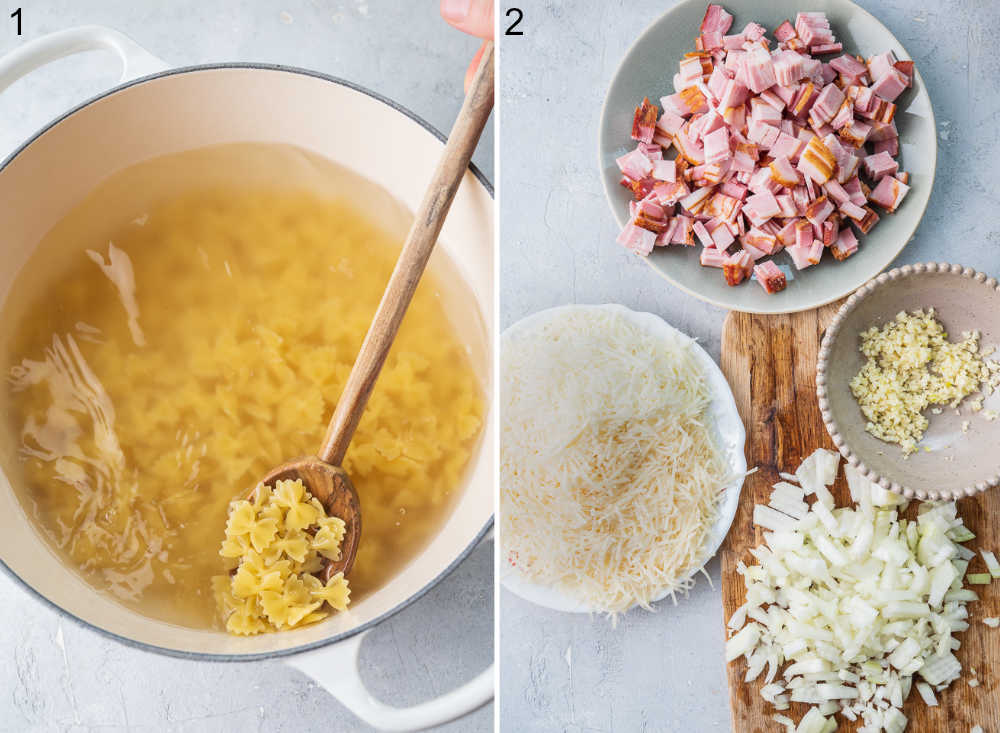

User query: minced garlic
[849,308,1000,454]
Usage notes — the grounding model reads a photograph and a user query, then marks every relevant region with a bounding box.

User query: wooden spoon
[253,42,495,582]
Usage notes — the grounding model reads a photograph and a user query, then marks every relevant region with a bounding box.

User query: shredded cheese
[501,307,731,613]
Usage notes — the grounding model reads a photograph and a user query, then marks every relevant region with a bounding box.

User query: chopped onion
[982,550,1000,578]
[727,449,980,732]
[914,681,938,706]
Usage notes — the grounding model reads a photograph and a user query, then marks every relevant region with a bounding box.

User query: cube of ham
[810,83,845,124]
[701,4,734,34]
[773,50,805,86]
[700,247,729,267]
[870,68,909,102]
[795,12,835,49]
[617,148,653,180]
[618,223,657,255]
[774,20,796,42]
[831,227,859,259]
[710,220,736,248]
[745,46,777,93]
[863,151,898,181]
[703,126,731,165]
[797,136,836,183]
[804,195,834,227]
[743,191,782,221]
[724,250,754,285]
[631,98,659,143]
[652,159,677,182]
[829,53,867,81]
[693,220,715,247]
[754,260,787,293]
[869,175,910,212]
[787,240,824,269]
[867,51,897,81]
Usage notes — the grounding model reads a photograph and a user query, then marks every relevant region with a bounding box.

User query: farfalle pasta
[214,479,351,635]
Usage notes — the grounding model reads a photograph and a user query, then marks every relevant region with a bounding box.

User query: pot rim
[0,62,494,662]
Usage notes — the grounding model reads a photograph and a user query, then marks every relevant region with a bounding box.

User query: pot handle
[287,630,493,732]
[0,25,168,94]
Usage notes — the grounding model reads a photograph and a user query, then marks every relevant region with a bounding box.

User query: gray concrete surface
[0,2,493,732]
[499,0,1000,731]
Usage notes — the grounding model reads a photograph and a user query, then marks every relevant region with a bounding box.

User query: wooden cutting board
[719,304,1000,733]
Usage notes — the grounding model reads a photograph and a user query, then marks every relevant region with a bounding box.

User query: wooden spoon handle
[319,41,495,467]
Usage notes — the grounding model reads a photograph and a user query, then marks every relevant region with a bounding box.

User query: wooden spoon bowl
[259,458,362,579]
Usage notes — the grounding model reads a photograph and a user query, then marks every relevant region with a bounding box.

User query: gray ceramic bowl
[817,263,1000,501]
[598,0,937,315]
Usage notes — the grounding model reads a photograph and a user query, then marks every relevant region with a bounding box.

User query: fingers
[464,41,488,93]
[440,0,494,40]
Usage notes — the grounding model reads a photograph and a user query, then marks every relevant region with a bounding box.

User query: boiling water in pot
[0,143,486,629]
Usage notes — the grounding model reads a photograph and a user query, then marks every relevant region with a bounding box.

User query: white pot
[0,27,494,732]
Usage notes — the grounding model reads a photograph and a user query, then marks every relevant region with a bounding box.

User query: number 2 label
[505,8,523,36]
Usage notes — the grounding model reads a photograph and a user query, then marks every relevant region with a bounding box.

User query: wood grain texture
[320,41,495,467]
[720,304,1000,733]
[261,458,361,578]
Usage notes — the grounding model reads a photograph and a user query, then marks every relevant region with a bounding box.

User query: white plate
[499,304,747,613]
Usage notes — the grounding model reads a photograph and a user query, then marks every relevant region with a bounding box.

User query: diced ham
[700,247,729,267]
[693,219,715,247]
[810,83,845,124]
[829,54,868,81]
[854,206,880,233]
[617,149,653,180]
[795,12,835,49]
[744,227,780,254]
[773,50,805,85]
[870,67,909,102]
[655,109,687,137]
[769,156,800,187]
[804,195,834,227]
[745,46,778,93]
[671,215,695,245]
[893,60,914,85]
[743,191,782,222]
[617,5,913,294]
[839,118,872,147]
[774,20,796,42]
[723,33,747,51]
[787,240,824,269]
[867,51,897,81]
[797,136,835,183]
[631,97,658,143]
[703,127,731,165]
[754,260,787,293]
[863,151,899,182]
[869,175,910,212]
[724,250,754,285]
[618,223,657,255]
[839,200,867,221]
[770,132,805,162]
[701,4,735,35]
[823,179,850,205]
[831,227,859,259]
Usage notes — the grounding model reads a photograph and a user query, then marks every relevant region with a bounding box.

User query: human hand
[440,0,494,91]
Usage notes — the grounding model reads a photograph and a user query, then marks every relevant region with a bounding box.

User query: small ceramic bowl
[817,263,1000,501]
[500,304,746,612]
[598,0,937,315]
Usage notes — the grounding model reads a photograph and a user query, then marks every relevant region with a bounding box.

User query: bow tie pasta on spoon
[214,479,351,635]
